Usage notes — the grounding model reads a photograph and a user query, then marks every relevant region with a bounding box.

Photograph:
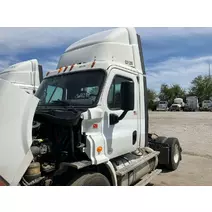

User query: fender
[105,161,117,186]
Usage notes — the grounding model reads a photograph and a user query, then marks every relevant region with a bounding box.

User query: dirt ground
[149,111,212,186]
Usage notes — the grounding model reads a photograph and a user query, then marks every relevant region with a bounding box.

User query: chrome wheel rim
[173,144,180,164]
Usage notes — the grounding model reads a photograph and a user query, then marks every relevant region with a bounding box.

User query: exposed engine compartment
[20,108,88,186]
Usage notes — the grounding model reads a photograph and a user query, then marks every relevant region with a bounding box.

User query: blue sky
[1,27,212,92]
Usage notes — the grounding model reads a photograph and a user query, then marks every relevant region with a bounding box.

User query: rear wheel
[68,172,111,186]
[164,138,182,170]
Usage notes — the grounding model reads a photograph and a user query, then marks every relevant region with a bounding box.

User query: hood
[0,79,39,185]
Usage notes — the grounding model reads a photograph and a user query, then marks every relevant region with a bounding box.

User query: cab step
[134,169,162,186]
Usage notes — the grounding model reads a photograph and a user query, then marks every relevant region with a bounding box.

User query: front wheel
[164,138,182,170]
[68,172,111,186]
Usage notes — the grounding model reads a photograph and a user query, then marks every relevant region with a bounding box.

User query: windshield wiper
[50,100,71,106]
[50,100,79,113]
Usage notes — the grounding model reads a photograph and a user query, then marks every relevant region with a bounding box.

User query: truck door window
[107,75,134,110]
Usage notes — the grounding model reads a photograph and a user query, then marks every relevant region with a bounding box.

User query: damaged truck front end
[23,108,88,186]
[0,68,106,186]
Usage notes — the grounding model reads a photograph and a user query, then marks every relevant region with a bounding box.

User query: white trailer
[184,96,199,111]
[0,59,43,94]
[0,27,182,186]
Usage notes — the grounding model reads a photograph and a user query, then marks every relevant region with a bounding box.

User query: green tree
[159,84,169,101]
[159,83,186,107]
[147,88,157,110]
[189,75,212,102]
[170,84,186,100]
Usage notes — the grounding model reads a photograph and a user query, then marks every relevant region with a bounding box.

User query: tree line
[147,74,212,109]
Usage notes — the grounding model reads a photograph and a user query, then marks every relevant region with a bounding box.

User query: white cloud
[41,56,59,72]
[146,55,212,92]
[0,56,19,70]
[0,27,212,55]
[136,27,212,40]
[0,27,111,55]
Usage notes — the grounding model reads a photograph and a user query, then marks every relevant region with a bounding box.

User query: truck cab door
[101,68,139,159]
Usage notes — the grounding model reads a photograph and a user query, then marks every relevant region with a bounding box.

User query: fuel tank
[111,148,159,186]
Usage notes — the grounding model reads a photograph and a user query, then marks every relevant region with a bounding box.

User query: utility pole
[208,62,212,101]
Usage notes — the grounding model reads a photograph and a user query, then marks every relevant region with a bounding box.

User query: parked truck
[156,101,168,111]
[0,27,182,186]
[184,96,199,111]
[0,59,43,94]
[169,98,185,111]
[200,100,212,111]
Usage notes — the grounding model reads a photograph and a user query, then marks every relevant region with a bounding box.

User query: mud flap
[0,79,39,185]
[148,137,170,165]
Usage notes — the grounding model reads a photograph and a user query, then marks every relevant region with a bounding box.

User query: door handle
[132,130,137,145]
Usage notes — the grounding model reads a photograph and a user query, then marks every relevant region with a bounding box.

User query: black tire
[164,138,182,171]
[68,172,111,186]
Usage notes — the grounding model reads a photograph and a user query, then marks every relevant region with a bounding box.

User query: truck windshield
[35,69,105,107]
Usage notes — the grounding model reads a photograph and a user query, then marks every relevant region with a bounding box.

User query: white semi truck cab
[156,101,168,111]
[0,27,182,186]
[201,100,212,111]
[0,59,43,94]
[170,98,185,111]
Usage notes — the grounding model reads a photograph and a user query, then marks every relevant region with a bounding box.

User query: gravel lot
[149,111,212,186]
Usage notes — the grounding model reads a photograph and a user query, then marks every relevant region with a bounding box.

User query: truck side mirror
[120,81,134,111]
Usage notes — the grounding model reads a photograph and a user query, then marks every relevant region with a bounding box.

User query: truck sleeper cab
[0,27,182,186]
[0,59,43,94]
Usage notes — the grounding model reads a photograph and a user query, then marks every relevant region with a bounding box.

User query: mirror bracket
[109,110,129,125]
[109,113,119,125]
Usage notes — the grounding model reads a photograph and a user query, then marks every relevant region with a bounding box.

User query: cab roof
[57,28,145,74]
